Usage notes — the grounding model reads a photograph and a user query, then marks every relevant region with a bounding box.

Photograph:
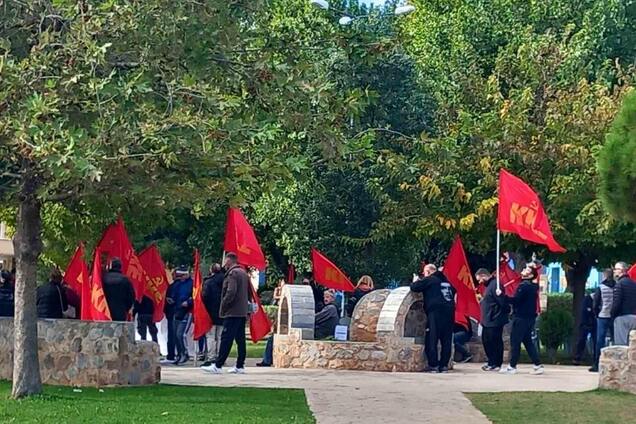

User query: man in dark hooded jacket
[37,268,68,319]
[411,264,456,373]
[201,263,225,367]
[102,258,135,322]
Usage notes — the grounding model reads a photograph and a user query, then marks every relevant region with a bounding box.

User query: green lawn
[467,390,636,424]
[0,382,314,423]
[230,339,267,359]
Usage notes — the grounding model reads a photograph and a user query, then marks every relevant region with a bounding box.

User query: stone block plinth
[599,330,636,394]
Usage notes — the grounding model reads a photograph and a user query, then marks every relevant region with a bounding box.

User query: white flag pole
[496,230,501,292]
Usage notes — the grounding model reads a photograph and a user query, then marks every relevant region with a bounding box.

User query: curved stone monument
[599,330,636,394]
[273,286,429,372]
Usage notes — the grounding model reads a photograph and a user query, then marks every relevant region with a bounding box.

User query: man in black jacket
[134,296,158,343]
[573,290,596,365]
[611,262,636,345]
[477,268,509,371]
[501,263,543,375]
[37,268,68,319]
[103,258,135,322]
[201,263,225,367]
[411,264,456,373]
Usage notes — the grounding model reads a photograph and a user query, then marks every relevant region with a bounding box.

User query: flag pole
[341,292,345,319]
[496,230,501,292]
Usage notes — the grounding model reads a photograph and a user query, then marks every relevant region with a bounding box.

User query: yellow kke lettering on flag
[147,276,164,304]
[509,202,548,241]
[457,265,473,289]
[325,267,343,284]
[91,287,109,315]
[237,245,252,255]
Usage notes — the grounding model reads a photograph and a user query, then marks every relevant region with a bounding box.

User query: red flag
[497,169,565,253]
[138,245,170,323]
[629,264,636,281]
[499,258,522,297]
[249,284,272,343]
[443,236,481,323]
[84,248,112,321]
[63,243,89,296]
[224,208,267,270]
[287,263,296,285]
[97,218,145,301]
[192,249,213,340]
[310,248,355,292]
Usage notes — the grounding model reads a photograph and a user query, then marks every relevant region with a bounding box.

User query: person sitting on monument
[102,258,135,322]
[453,316,474,363]
[346,275,375,317]
[410,264,456,373]
[36,268,68,319]
[315,289,340,340]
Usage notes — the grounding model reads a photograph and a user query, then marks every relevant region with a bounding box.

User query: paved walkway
[161,362,599,424]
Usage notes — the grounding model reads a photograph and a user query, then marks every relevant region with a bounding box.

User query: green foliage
[598,89,636,223]
[539,307,574,352]
[547,293,573,313]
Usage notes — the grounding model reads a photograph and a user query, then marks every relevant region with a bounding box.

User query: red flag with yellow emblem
[311,248,355,292]
[224,208,267,271]
[192,249,213,340]
[497,169,565,253]
[442,236,481,323]
[63,243,89,296]
[138,245,169,323]
[96,218,146,301]
[83,248,112,321]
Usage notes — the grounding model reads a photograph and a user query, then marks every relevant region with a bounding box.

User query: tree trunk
[565,254,593,357]
[11,174,43,399]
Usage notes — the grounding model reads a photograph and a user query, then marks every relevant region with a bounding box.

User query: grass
[0,382,314,423]
[467,390,636,424]
[230,339,267,359]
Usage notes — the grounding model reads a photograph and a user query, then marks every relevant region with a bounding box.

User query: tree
[598,89,636,223]
[0,0,358,397]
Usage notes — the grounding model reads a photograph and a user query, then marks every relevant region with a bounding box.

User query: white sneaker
[227,366,245,374]
[499,365,517,375]
[531,365,544,375]
[202,364,222,374]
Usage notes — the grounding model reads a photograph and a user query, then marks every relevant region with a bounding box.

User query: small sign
[334,325,348,341]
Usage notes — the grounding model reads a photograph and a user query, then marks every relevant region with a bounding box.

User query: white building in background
[0,223,14,270]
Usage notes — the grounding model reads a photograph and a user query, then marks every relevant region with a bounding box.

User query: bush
[263,305,278,329]
[547,293,573,313]
[539,308,574,362]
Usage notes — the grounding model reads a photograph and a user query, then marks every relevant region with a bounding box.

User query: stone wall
[0,318,160,387]
[274,330,425,372]
[599,330,636,394]
[350,289,390,342]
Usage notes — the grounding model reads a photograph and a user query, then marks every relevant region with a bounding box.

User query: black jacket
[579,293,596,329]
[410,271,456,314]
[36,282,68,319]
[612,275,636,318]
[0,284,14,317]
[202,271,224,325]
[507,279,538,319]
[346,287,373,317]
[479,277,510,327]
[315,303,339,339]
[311,282,325,312]
[133,296,154,316]
[103,271,135,321]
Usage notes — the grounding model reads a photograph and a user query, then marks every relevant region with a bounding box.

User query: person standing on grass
[573,289,596,366]
[410,264,456,373]
[477,268,509,371]
[590,269,615,372]
[203,252,250,375]
[500,263,544,375]
[611,262,636,346]
[201,263,225,367]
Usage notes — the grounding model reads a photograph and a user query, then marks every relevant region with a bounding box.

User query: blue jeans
[595,317,613,368]
[262,336,274,365]
[453,331,472,359]
[174,313,192,359]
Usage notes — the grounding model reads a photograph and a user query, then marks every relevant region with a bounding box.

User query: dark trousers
[482,326,505,368]
[198,337,207,355]
[425,309,453,368]
[137,314,158,343]
[174,314,192,359]
[453,330,472,359]
[262,335,274,365]
[595,317,613,368]
[166,313,176,360]
[574,324,596,362]
[509,317,541,368]
[215,317,247,369]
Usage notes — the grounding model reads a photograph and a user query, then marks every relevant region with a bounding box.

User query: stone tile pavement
[160,362,598,424]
